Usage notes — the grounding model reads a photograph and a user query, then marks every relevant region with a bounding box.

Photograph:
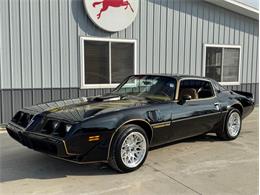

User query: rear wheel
[109,124,149,173]
[217,108,241,140]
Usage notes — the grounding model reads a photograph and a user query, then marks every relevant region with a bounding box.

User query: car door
[149,103,175,146]
[169,79,222,141]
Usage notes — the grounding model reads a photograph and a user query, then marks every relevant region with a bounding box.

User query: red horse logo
[92,0,134,19]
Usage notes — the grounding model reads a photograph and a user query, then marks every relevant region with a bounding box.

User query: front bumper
[6,122,110,164]
[6,123,74,158]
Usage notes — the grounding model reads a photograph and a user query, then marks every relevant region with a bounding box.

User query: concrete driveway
[0,108,258,195]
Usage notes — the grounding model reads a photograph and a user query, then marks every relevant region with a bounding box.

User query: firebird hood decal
[23,97,148,122]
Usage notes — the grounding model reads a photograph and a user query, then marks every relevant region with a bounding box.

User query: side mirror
[178,95,191,105]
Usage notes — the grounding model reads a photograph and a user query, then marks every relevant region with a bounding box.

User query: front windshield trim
[113,75,132,92]
[113,75,177,101]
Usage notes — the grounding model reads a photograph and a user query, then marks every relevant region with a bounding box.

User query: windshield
[113,75,177,101]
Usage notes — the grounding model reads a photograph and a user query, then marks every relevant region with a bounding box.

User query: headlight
[66,124,72,133]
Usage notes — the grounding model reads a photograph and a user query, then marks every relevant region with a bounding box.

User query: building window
[203,44,241,85]
[81,37,136,88]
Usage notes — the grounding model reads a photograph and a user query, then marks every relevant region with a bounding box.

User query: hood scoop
[92,94,122,102]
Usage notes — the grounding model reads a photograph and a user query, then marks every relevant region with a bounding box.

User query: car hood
[23,95,149,122]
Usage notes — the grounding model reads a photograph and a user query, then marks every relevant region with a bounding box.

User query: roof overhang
[205,0,259,20]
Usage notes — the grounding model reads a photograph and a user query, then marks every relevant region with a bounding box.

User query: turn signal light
[88,135,100,142]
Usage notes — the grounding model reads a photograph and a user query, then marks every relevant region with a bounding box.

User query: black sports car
[7,75,255,172]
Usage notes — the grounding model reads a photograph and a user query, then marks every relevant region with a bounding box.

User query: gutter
[205,0,259,20]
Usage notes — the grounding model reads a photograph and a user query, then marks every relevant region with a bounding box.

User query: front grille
[7,128,58,155]
[7,128,33,147]
[12,111,33,128]
[30,139,58,155]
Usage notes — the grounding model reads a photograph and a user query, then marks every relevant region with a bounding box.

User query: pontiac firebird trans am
[7,75,255,172]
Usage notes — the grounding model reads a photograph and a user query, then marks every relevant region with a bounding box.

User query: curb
[0,124,7,131]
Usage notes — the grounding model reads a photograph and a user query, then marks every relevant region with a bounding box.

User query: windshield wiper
[120,94,166,103]
[143,96,164,102]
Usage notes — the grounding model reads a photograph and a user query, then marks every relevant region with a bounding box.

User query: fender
[106,118,153,160]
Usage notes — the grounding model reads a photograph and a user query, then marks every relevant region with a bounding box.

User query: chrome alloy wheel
[120,132,147,168]
[227,112,241,137]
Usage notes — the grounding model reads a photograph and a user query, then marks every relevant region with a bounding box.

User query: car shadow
[150,134,222,151]
[0,148,116,183]
[1,134,220,183]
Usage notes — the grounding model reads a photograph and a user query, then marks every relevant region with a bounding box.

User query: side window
[179,79,215,100]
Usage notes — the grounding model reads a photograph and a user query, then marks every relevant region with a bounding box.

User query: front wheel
[217,108,242,140]
[109,124,149,173]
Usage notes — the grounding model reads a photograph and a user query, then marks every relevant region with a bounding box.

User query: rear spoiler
[232,90,254,99]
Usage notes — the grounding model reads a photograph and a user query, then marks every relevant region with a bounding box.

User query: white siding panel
[20,0,32,89]
[213,9,220,43]
[196,2,203,76]
[60,0,70,88]
[10,0,22,88]
[247,21,254,84]
[146,0,154,74]
[252,21,259,83]
[207,4,214,43]
[166,0,173,74]
[190,1,198,75]
[68,0,79,88]
[153,0,160,74]
[202,3,209,44]
[234,15,240,45]
[218,9,225,44]
[30,0,42,88]
[159,0,167,74]
[229,13,235,44]
[172,0,180,74]
[242,20,249,83]
[238,20,244,83]
[40,0,51,88]
[50,0,61,88]
[132,0,140,73]
[178,0,185,74]
[184,0,191,75]
[139,0,147,74]
[1,0,11,89]
[224,10,230,44]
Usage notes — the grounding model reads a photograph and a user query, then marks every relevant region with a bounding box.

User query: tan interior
[179,88,198,100]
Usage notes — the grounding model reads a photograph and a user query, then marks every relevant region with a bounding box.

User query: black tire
[216,108,242,140]
[109,124,149,173]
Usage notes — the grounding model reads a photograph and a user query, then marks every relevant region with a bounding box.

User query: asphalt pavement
[0,108,258,195]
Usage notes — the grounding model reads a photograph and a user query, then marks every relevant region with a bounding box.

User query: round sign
[83,0,139,32]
